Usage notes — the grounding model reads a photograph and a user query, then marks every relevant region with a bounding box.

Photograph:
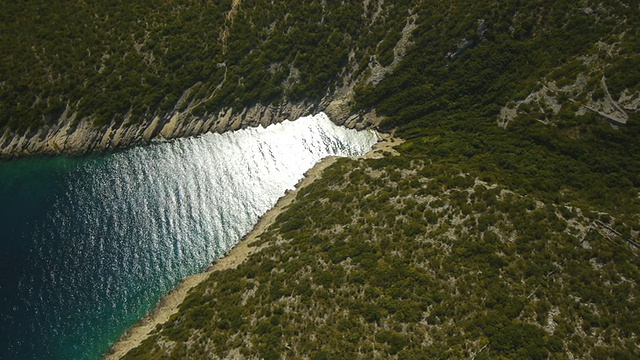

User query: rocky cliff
[0,94,380,158]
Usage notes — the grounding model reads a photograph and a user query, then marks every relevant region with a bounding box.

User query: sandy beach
[102,133,400,359]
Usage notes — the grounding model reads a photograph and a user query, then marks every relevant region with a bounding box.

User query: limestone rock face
[0,96,374,158]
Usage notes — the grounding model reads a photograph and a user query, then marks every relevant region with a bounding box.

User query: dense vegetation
[3,0,639,358]
[2,1,638,132]
[0,0,410,131]
[116,0,640,358]
[356,0,640,132]
[124,153,639,359]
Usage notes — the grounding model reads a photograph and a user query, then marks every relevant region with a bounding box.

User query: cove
[0,113,377,360]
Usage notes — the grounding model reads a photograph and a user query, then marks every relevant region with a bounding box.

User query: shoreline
[102,133,402,359]
[0,99,380,159]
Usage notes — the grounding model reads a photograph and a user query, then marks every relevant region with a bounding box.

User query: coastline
[102,132,401,359]
[0,96,380,159]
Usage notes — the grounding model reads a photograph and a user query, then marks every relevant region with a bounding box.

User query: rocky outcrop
[497,74,637,128]
[0,94,379,159]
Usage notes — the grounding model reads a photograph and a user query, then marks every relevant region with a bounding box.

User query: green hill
[2,0,639,134]
[123,156,639,359]
[117,1,639,358]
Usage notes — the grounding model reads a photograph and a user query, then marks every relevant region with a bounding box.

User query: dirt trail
[221,0,241,54]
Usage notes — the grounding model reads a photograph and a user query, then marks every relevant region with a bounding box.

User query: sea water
[0,113,377,360]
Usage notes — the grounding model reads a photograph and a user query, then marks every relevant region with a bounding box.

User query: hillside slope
[116,0,640,358]
[122,154,639,359]
[0,0,404,156]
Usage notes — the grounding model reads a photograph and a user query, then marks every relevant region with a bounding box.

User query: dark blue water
[0,114,377,360]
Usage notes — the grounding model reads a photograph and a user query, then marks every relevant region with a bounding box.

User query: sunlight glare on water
[0,113,377,360]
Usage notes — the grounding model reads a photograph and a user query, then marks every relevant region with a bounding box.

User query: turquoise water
[0,114,377,360]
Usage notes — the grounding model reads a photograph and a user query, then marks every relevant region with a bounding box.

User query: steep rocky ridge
[0,94,377,158]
